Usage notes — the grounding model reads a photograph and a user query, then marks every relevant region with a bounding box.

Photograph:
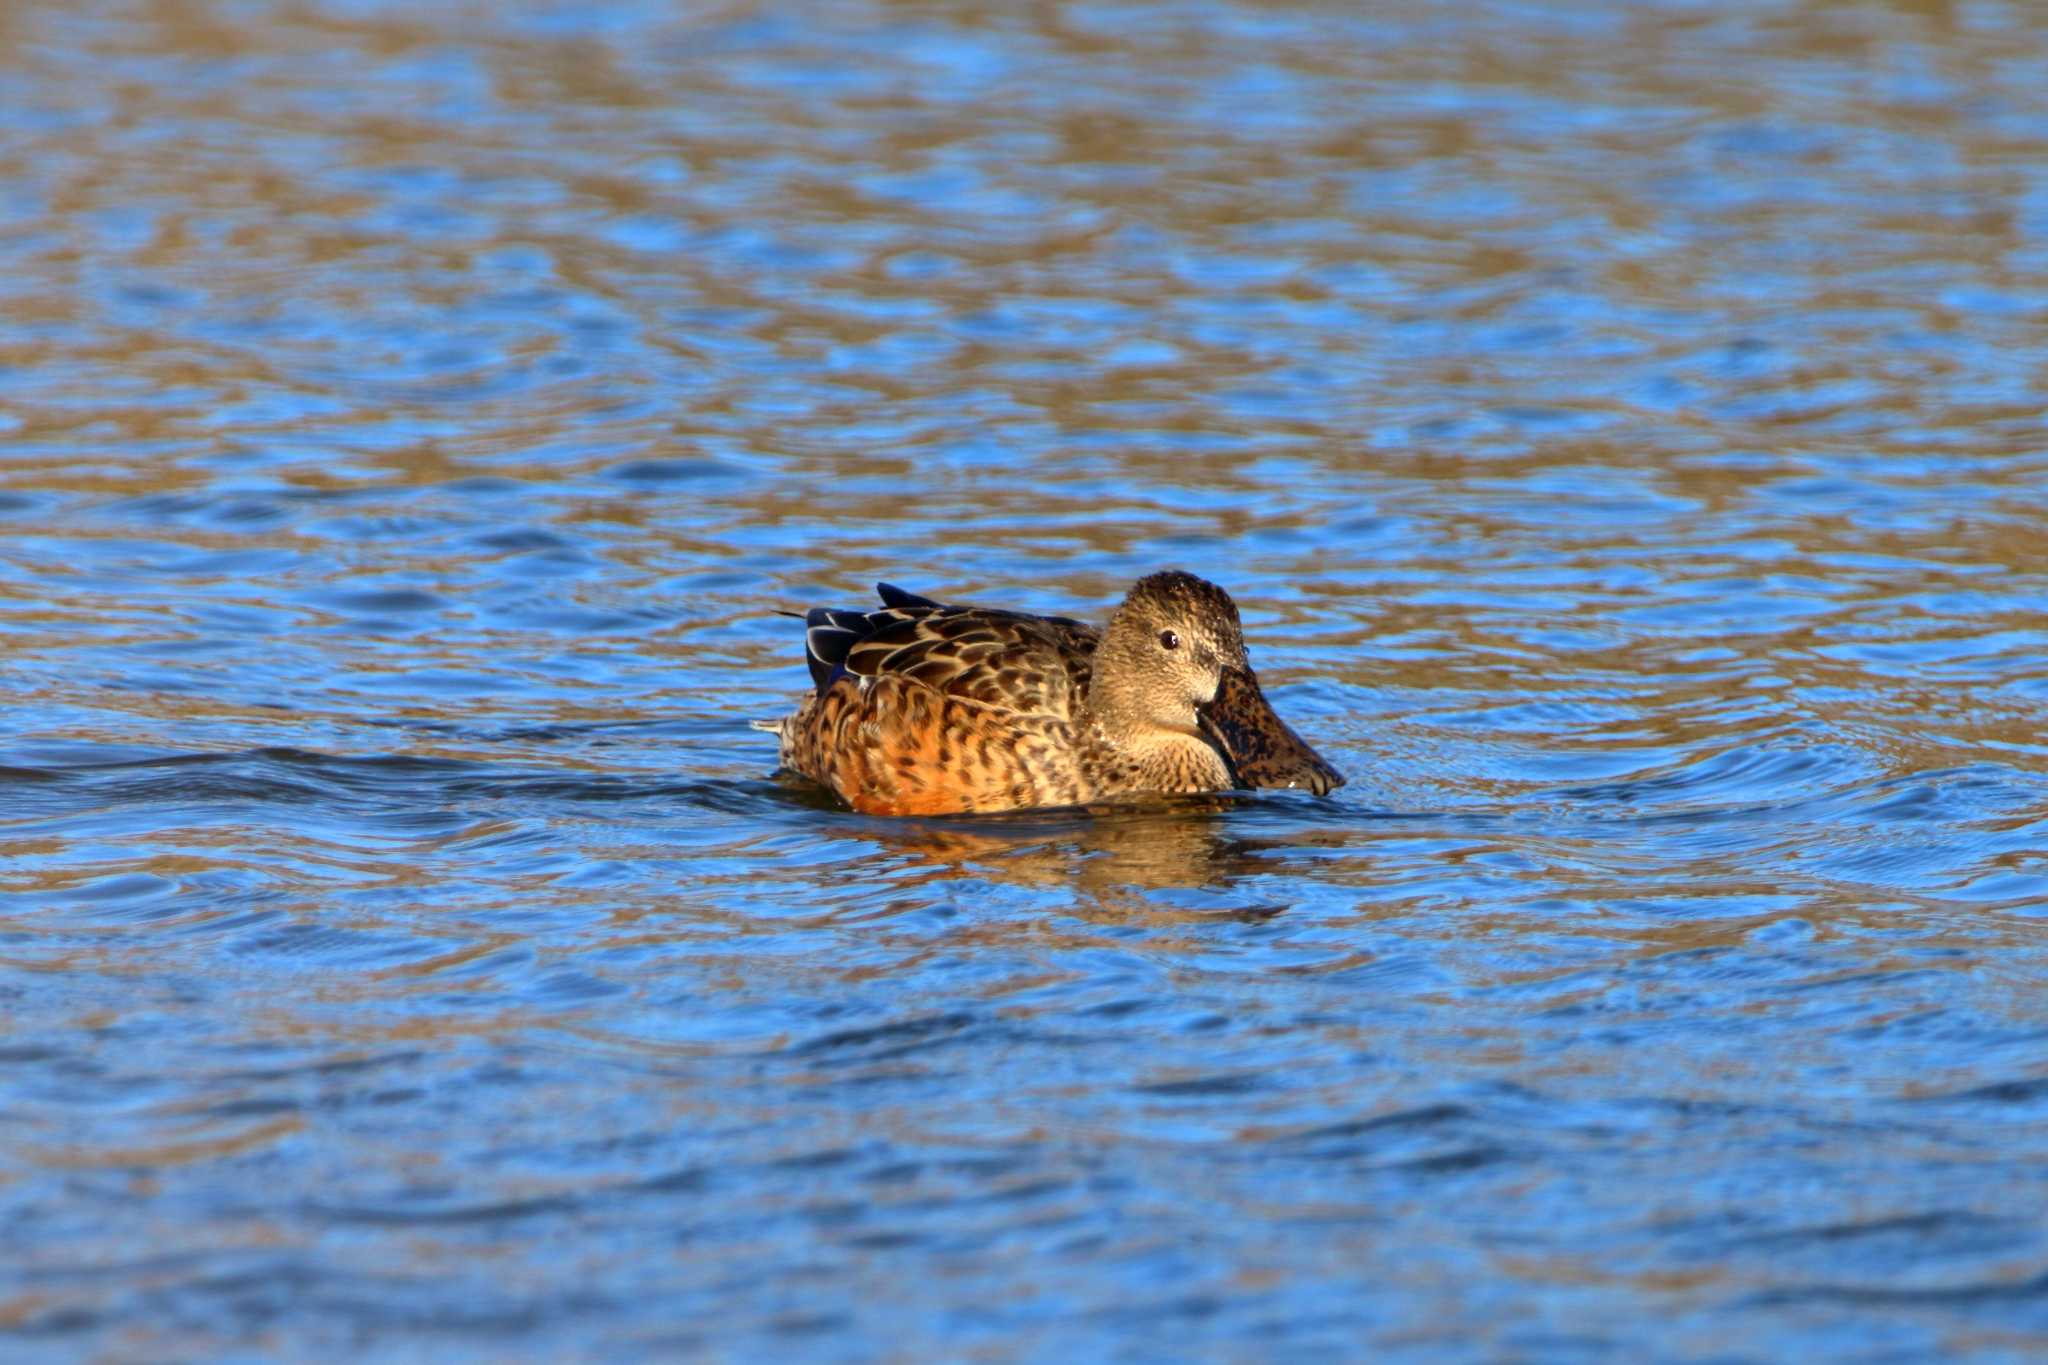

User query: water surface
[4,0,2048,1357]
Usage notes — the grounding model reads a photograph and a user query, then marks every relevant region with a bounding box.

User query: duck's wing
[802,584,1100,722]
[875,582,940,611]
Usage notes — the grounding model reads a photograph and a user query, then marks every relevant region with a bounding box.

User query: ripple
[6,0,2048,1356]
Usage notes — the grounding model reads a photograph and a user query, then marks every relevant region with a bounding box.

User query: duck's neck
[1083,669,1180,744]
[1081,625,1233,793]
[1080,697,1232,794]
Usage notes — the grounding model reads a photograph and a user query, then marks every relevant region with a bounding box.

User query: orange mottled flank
[780,675,1090,815]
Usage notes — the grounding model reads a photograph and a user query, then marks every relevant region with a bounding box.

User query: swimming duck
[765,571,1343,816]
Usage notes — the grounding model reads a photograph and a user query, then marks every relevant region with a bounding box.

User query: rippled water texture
[5,0,2048,1357]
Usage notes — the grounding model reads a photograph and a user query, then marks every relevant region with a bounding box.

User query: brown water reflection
[4,0,2048,1357]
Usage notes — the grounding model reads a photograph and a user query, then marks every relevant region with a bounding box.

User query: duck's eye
[1158,629,1180,651]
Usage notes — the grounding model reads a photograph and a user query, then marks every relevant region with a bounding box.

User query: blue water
[5,0,2048,1358]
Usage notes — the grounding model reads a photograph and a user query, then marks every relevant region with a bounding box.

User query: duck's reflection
[842,796,1296,919]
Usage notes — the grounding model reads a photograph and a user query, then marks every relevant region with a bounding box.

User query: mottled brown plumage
[767,571,1344,816]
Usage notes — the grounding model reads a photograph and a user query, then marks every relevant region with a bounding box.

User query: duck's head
[1095,570,1345,796]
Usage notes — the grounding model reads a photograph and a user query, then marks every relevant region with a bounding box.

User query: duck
[763,570,1343,816]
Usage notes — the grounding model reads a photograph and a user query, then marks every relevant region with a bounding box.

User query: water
[4,0,2048,1357]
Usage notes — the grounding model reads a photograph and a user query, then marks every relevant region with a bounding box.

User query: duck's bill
[1197,666,1345,796]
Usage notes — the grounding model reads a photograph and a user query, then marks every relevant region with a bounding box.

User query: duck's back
[778,584,1102,815]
